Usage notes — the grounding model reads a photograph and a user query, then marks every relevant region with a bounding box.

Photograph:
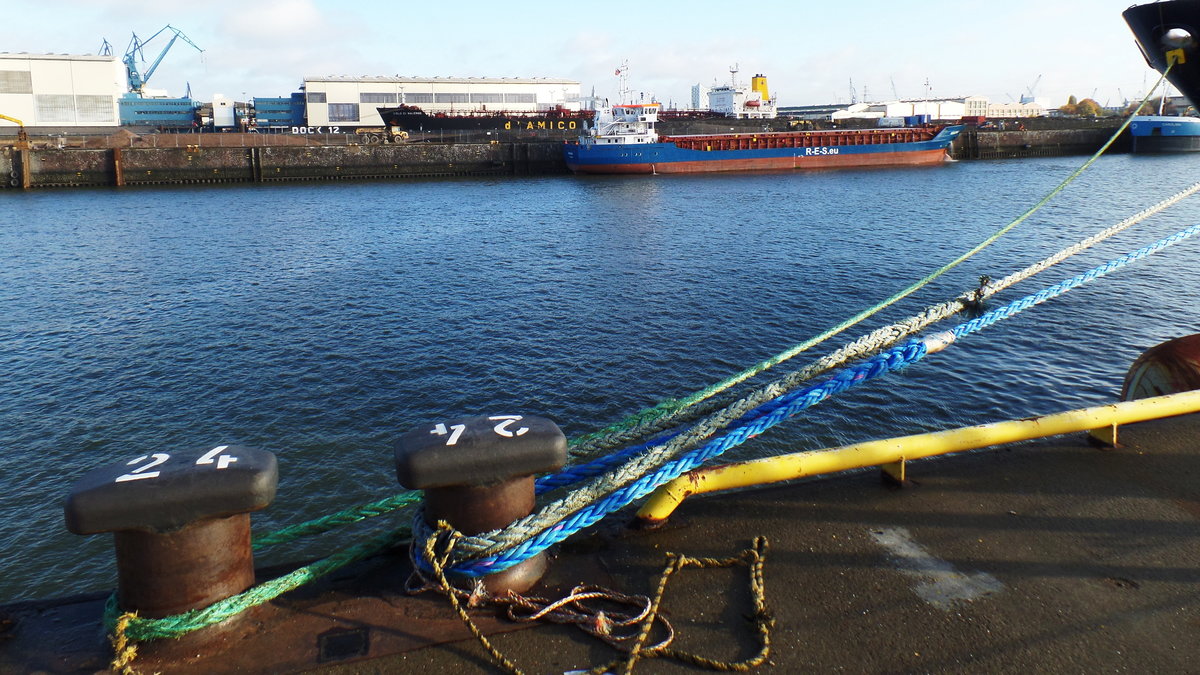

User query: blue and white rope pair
[421,222,1200,579]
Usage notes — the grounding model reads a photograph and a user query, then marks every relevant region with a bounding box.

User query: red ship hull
[569,146,950,174]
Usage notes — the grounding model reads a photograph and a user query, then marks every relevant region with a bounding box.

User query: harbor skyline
[0,1,1174,110]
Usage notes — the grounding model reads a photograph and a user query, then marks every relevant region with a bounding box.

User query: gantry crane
[1020,75,1042,104]
[121,25,203,95]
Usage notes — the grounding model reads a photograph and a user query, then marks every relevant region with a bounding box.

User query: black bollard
[64,445,277,618]
[395,414,566,594]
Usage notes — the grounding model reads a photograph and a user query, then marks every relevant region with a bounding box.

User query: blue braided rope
[438,221,1200,578]
[534,430,683,493]
[950,224,1200,339]
[421,343,925,577]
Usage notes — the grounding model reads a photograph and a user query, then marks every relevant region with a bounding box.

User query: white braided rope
[455,181,1200,557]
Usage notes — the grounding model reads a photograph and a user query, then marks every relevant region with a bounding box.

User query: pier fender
[1121,334,1200,400]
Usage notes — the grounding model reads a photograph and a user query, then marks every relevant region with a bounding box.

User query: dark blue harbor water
[4,155,1200,602]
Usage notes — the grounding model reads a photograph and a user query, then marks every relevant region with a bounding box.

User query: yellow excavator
[0,113,30,149]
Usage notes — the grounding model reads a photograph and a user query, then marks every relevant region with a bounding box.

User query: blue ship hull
[564,126,962,174]
[1129,115,1200,152]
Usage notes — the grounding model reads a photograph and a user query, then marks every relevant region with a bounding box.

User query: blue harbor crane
[1019,74,1042,104]
[108,26,205,130]
[122,25,203,95]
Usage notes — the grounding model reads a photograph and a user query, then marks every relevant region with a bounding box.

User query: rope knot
[467,580,489,608]
[589,609,614,636]
[109,611,142,675]
[966,274,993,309]
[749,608,776,630]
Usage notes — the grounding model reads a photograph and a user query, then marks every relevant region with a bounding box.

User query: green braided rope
[252,491,421,550]
[107,525,412,641]
[568,399,681,449]
[105,493,423,640]
[569,67,1171,458]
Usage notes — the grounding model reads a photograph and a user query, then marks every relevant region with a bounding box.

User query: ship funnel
[751,74,770,102]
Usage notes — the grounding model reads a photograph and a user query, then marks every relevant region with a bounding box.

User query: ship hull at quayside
[564,140,954,175]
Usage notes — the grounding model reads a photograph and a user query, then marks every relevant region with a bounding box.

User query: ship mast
[616,60,631,104]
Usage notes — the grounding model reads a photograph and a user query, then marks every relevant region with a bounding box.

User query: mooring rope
[431,221,1200,577]
[250,492,421,550]
[417,522,771,675]
[105,210,1200,638]
[107,526,410,641]
[601,536,772,675]
[105,189,1199,645]
[566,65,1174,460]
[549,177,1200,486]
[243,173,1200,557]
[105,215,1200,645]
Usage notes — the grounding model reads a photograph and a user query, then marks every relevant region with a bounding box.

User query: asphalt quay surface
[371,413,1200,674]
[1,414,1195,673]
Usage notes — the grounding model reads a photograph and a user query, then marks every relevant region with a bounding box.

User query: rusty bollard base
[64,445,277,617]
[395,415,566,593]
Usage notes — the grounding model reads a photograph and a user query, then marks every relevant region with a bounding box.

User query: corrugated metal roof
[304,75,579,85]
[0,53,118,62]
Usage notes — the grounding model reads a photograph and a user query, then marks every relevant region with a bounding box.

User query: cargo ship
[1124,2,1200,152]
[563,101,962,174]
[377,104,593,139]
[1129,114,1200,152]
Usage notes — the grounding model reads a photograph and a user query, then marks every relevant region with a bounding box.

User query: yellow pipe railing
[635,389,1200,524]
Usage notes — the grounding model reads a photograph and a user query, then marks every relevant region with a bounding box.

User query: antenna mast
[616,60,631,104]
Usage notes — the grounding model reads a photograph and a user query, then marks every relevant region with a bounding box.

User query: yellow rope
[423,524,773,674]
[423,522,525,675]
[108,611,142,675]
[603,536,773,674]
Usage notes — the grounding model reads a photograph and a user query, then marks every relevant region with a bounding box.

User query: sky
[0,0,1174,108]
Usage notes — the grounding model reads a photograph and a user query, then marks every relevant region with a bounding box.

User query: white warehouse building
[0,53,125,128]
[830,96,1044,122]
[302,76,582,127]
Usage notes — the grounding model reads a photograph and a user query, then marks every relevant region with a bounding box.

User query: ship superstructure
[706,67,778,119]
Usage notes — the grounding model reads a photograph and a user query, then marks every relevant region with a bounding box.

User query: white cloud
[218,0,329,39]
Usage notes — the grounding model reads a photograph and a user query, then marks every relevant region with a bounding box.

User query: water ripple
[3,155,1200,600]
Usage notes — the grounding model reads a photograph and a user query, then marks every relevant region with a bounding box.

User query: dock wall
[0,125,1130,189]
[950,126,1129,160]
[0,142,566,189]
